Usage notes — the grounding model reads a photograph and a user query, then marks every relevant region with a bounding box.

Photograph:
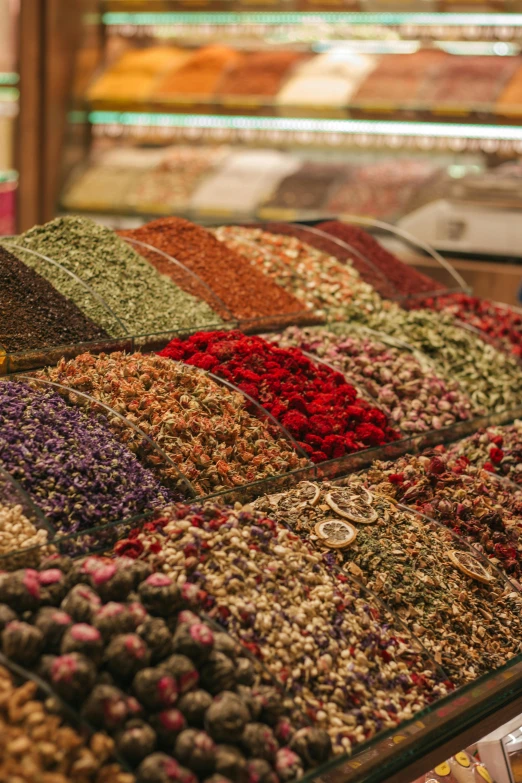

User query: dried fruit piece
[325,488,378,524]
[314,519,357,549]
[447,550,494,585]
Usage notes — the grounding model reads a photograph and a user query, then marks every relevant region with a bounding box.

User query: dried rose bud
[178,690,213,728]
[215,745,248,783]
[241,724,278,763]
[2,620,44,666]
[159,654,199,694]
[49,652,97,703]
[61,623,104,664]
[139,574,182,617]
[150,709,187,749]
[133,668,179,711]
[174,729,216,775]
[138,617,173,663]
[205,692,250,743]
[116,719,157,765]
[172,622,214,665]
[105,634,151,682]
[61,584,102,623]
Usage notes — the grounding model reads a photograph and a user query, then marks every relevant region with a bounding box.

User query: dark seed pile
[0,244,108,354]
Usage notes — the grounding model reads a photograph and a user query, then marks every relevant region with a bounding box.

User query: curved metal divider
[122,235,236,322]
[337,214,470,295]
[2,241,129,337]
[205,368,312,463]
[15,374,197,500]
[261,220,401,299]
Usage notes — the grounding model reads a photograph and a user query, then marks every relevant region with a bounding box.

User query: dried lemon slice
[275,481,321,512]
[299,481,321,507]
[325,487,378,524]
[447,550,494,584]
[314,519,357,549]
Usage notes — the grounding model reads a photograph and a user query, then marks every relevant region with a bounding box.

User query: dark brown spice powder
[0,244,109,353]
[119,217,309,322]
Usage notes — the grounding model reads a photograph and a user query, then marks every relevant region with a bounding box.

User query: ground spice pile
[217,51,307,98]
[410,293,522,358]
[0,665,133,783]
[271,325,482,433]
[38,351,305,495]
[363,308,522,414]
[359,451,522,582]
[5,216,220,337]
[0,243,109,354]
[253,480,522,685]
[0,381,172,536]
[447,422,522,485]
[160,331,400,463]
[213,225,387,322]
[0,557,325,780]
[118,217,307,323]
[113,501,449,755]
[318,221,442,298]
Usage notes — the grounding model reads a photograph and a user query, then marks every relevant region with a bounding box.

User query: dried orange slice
[447,550,494,584]
[325,487,378,524]
[314,519,357,549]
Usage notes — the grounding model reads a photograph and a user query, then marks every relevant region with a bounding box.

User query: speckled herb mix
[3,217,522,779]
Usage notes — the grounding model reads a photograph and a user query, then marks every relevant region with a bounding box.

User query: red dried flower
[114,539,144,559]
[489,447,504,464]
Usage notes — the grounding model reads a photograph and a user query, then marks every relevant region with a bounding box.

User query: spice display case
[51,5,522,248]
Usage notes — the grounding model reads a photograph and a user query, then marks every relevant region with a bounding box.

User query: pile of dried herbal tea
[0,500,52,570]
[37,351,306,495]
[4,216,221,337]
[0,380,172,535]
[271,325,482,433]
[0,557,327,781]
[252,480,522,684]
[446,422,522,485]
[357,452,522,582]
[213,226,389,322]
[113,501,450,755]
[0,665,133,783]
[159,330,400,463]
[360,308,522,414]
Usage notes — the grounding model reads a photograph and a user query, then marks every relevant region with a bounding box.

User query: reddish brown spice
[318,220,443,297]
[118,217,309,323]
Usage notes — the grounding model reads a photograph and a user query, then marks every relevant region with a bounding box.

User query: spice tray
[6,478,522,783]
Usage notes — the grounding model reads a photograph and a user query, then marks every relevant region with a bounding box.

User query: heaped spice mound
[272,324,482,433]
[0,556,329,779]
[0,244,108,353]
[113,501,450,755]
[318,220,443,298]
[360,451,522,582]
[410,293,522,359]
[446,421,522,485]
[253,479,522,685]
[0,381,171,535]
[5,216,221,337]
[119,217,308,323]
[38,351,306,494]
[159,331,400,463]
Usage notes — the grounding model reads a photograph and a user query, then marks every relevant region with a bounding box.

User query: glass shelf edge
[86,111,522,142]
[102,10,522,25]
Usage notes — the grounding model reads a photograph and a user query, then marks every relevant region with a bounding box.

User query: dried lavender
[0,381,171,535]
